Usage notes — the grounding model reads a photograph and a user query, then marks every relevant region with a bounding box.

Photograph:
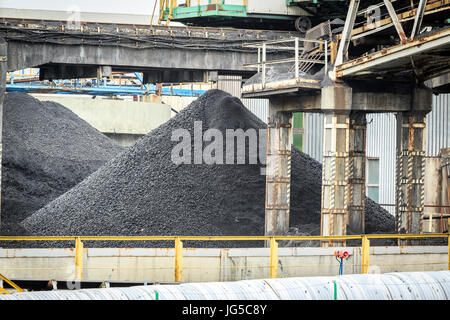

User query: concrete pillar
[0,39,6,228]
[395,112,427,237]
[265,100,293,240]
[321,112,366,246]
[348,112,367,234]
[423,157,443,233]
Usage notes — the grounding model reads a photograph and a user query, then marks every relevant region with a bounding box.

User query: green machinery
[159,0,375,31]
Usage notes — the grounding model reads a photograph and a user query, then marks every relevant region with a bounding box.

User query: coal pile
[1,93,124,235]
[21,90,395,248]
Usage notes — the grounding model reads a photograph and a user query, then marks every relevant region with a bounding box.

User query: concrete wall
[34,95,171,146]
[0,246,447,283]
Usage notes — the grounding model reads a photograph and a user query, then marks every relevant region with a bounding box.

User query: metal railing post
[294,37,299,79]
[448,235,450,271]
[324,40,328,75]
[361,235,370,274]
[75,237,84,280]
[262,43,266,88]
[175,237,183,282]
[257,47,261,74]
[270,237,278,278]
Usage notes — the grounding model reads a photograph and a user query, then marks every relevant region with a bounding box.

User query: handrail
[0,234,448,283]
[242,36,328,88]
[0,233,447,241]
[0,274,24,293]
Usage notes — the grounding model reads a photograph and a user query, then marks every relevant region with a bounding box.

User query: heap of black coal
[21,90,395,248]
[1,93,124,235]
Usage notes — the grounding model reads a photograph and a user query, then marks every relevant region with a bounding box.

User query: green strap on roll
[333,280,337,300]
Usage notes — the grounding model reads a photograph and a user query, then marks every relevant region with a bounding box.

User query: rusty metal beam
[383,0,407,41]
[335,0,360,66]
[350,0,450,40]
[335,27,450,78]
[410,0,428,39]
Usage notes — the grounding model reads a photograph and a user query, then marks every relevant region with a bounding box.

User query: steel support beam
[335,0,360,66]
[395,112,428,242]
[0,39,6,229]
[383,0,407,41]
[320,110,367,247]
[264,100,293,244]
[410,0,428,39]
[335,28,450,78]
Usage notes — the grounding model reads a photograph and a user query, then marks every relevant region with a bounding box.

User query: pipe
[1,271,449,300]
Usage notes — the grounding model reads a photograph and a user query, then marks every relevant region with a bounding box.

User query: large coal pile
[21,90,395,248]
[1,93,124,235]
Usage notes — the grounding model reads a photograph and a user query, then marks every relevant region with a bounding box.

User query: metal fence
[0,234,448,286]
[242,37,328,88]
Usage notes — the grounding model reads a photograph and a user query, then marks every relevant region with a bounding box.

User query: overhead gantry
[242,0,450,245]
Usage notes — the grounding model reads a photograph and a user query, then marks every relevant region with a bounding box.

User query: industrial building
[0,0,449,301]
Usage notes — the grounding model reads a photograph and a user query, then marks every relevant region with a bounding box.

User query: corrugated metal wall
[366,113,397,214]
[217,75,242,97]
[242,99,269,123]
[427,94,450,157]
[304,113,324,163]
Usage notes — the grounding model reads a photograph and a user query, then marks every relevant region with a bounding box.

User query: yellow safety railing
[0,273,24,294]
[0,233,448,282]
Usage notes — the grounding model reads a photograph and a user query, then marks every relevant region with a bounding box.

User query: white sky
[0,0,158,15]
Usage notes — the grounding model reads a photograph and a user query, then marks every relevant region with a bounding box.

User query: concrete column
[0,39,7,228]
[321,112,366,246]
[423,157,444,233]
[395,112,427,237]
[265,100,293,239]
[348,112,367,234]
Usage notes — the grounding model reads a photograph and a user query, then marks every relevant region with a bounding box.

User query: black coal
[1,93,124,235]
[20,90,395,248]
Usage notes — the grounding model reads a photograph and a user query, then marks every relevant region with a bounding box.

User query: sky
[0,0,158,14]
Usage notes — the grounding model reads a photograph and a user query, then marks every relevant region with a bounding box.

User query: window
[366,158,380,203]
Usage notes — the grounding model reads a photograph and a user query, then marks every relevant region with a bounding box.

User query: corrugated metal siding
[304,113,324,163]
[161,96,198,117]
[242,99,269,123]
[366,113,397,214]
[217,75,242,98]
[427,94,450,156]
